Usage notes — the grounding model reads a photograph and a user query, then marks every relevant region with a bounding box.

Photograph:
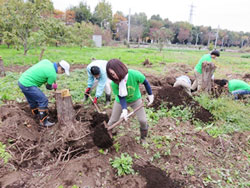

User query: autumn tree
[70,1,92,23]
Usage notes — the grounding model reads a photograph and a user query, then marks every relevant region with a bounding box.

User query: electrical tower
[188,3,194,24]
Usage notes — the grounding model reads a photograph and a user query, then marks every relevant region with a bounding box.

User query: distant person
[191,50,220,92]
[106,59,154,145]
[173,75,192,96]
[83,60,112,105]
[18,59,70,127]
[218,79,250,100]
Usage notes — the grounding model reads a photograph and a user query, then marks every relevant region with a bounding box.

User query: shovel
[92,102,144,149]
[86,93,106,114]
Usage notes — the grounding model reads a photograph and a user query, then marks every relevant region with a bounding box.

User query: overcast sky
[51,0,250,32]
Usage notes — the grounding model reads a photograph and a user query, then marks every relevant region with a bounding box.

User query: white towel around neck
[119,74,128,97]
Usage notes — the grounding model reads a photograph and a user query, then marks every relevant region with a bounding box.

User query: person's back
[228,79,250,92]
[194,54,212,74]
[174,75,192,95]
[19,59,56,87]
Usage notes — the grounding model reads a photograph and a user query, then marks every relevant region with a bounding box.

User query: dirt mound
[243,73,250,81]
[93,123,113,149]
[153,85,214,123]
[134,164,183,188]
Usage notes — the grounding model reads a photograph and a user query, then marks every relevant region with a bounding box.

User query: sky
[51,0,250,33]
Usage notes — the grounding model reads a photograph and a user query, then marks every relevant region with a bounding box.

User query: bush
[110,153,134,176]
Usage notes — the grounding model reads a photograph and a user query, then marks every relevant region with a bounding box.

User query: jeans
[18,82,48,109]
[231,90,250,100]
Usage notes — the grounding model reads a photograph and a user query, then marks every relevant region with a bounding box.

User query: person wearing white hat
[18,59,70,127]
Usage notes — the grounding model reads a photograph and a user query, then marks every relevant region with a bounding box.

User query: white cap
[59,60,70,76]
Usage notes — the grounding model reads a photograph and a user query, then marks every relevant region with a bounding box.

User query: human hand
[93,97,98,104]
[120,109,128,121]
[85,88,91,94]
[147,95,154,106]
[52,83,57,90]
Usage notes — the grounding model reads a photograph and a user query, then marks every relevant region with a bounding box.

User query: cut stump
[55,89,75,125]
[201,61,216,93]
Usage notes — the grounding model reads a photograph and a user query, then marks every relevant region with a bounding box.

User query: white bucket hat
[59,60,70,76]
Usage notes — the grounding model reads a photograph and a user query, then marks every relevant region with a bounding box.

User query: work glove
[120,109,128,121]
[147,95,154,106]
[52,83,57,90]
[85,88,91,94]
[93,97,98,104]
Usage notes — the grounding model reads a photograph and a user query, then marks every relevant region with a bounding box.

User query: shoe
[42,118,55,127]
[38,108,55,127]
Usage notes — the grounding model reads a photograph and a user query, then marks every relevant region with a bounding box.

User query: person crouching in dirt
[191,50,220,92]
[173,75,192,96]
[18,59,70,127]
[83,60,112,105]
[106,59,154,145]
[218,79,250,100]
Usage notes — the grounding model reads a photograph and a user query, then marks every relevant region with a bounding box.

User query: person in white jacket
[84,60,112,105]
[173,75,192,96]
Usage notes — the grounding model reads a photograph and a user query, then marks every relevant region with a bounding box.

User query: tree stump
[0,56,6,77]
[55,89,75,125]
[201,61,216,93]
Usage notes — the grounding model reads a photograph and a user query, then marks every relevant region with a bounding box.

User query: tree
[93,0,112,28]
[71,21,94,48]
[112,11,127,40]
[177,28,190,44]
[71,1,92,23]
[0,0,53,55]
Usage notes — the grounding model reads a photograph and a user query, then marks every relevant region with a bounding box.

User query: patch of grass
[0,142,11,164]
[194,94,250,136]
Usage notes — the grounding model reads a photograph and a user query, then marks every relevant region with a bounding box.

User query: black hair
[90,66,100,75]
[211,50,220,57]
[215,79,228,87]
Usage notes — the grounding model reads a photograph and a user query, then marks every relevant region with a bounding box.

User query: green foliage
[109,153,134,176]
[0,142,11,163]
[167,105,192,122]
[208,42,214,51]
[194,94,250,136]
[241,54,250,58]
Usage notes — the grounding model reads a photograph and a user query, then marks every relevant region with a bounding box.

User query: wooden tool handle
[107,103,144,130]
[87,93,101,113]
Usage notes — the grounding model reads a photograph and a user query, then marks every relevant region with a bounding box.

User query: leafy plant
[0,142,11,164]
[110,153,134,176]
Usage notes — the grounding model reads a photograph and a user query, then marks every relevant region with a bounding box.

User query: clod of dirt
[134,164,183,188]
[142,59,152,67]
[93,123,113,149]
[90,112,109,128]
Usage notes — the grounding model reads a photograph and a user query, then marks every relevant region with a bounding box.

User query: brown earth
[0,69,249,188]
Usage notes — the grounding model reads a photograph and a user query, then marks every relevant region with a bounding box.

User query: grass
[1,45,250,77]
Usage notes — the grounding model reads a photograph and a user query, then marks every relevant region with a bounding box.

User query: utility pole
[127,8,131,45]
[214,26,220,49]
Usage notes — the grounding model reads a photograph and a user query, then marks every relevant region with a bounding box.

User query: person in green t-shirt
[18,59,70,127]
[106,59,154,144]
[217,79,250,100]
[191,50,220,92]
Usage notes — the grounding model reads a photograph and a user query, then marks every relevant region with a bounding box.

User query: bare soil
[0,69,249,188]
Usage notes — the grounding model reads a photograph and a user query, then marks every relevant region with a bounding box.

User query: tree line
[1,0,250,56]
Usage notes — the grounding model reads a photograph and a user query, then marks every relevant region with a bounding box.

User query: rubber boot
[105,94,111,105]
[31,108,39,118]
[140,127,148,145]
[38,109,55,127]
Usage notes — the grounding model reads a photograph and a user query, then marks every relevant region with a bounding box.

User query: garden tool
[93,102,144,149]
[86,93,106,114]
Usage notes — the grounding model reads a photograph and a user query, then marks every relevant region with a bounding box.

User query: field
[0,45,249,188]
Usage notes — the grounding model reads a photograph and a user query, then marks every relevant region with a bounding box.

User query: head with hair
[90,66,100,75]
[215,79,228,87]
[211,50,220,58]
[106,59,128,83]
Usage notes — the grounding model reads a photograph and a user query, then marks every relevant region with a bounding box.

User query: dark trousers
[18,82,48,109]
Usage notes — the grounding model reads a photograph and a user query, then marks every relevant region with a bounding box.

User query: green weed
[0,142,11,164]
[110,153,134,176]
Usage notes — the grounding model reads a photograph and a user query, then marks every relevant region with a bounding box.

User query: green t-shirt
[19,59,57,87]
[111,69,146,103]
[228,79,250,92]
[195,54,212,74]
